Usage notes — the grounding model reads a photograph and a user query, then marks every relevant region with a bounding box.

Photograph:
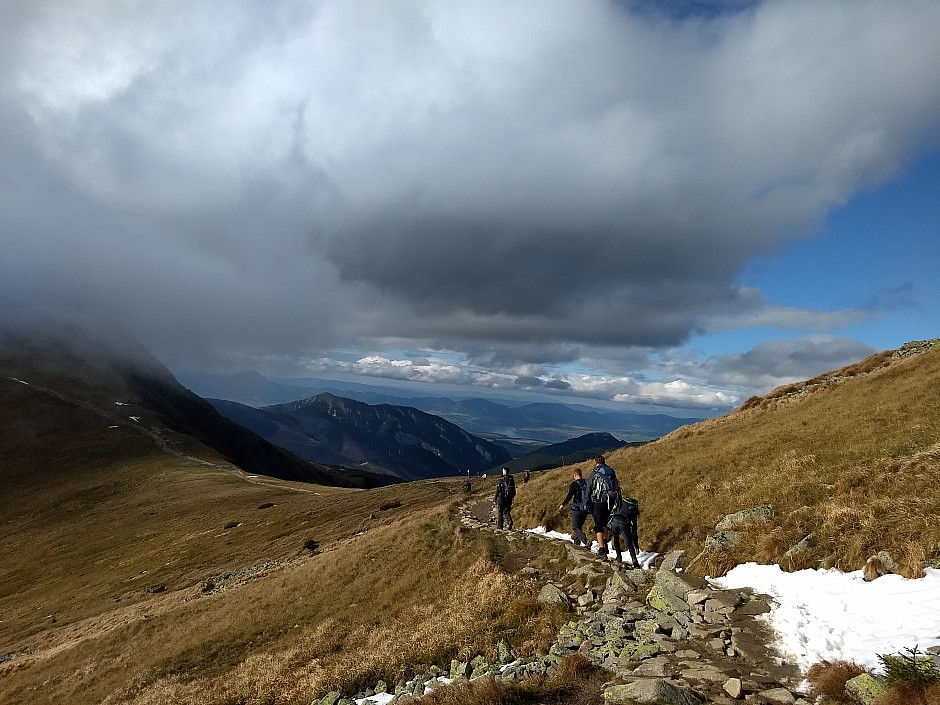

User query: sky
[2,0,939,416]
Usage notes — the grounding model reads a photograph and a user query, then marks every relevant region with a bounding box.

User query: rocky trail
[313,497,811,705]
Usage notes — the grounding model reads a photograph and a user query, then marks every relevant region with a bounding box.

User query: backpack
[504,474,516,500]
[570,478,588,511]
[591,464,619,510]
[616,495,639,519]
[497,474,515,503]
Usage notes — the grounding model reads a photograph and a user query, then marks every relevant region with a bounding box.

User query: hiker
[493,467,516,530]
[523,470,530,484]
[587,455,620,561]
[608,494,640,566]
[557,467,589,546]
[463,477,472,493]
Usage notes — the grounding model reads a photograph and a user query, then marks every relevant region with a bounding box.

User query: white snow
[12,378,29,385]
[129,416,140,422]
[114,401,128,406]
[714,564,940,673]
[525,525,659,569]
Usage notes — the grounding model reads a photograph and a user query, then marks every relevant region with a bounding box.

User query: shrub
[303,538,320,553]
[880,647,940,690]
[806,659,867,703]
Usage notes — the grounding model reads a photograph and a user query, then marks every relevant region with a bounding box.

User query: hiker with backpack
[587,455,619,561]
[608,494,640,566]
[558,467,589,546]
[493,467,516,530]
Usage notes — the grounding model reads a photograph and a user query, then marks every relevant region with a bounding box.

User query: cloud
[706,336,878,395]
[1,0,938,377]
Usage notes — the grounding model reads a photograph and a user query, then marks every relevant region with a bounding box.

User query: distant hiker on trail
[608,494,640,566]
[558,467,589,546]
[523,470,531,484]
[493,467,516,530]
[463,477,472,493]
[587,455,620,562]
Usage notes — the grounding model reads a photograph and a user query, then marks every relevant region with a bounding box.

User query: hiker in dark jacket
[493,467,516,530]
[608,494,640,566]
[558,467,589,546]
[587,455,619,561]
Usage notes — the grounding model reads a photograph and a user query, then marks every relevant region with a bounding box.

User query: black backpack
[616,495,639,519]
[570,478,588,511]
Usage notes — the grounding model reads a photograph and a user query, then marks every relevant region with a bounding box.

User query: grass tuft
[806,659,867,703]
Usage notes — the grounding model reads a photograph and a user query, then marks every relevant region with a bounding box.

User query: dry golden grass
[806,660,868,703]
[513,346,940,575]
[877,683,940,705]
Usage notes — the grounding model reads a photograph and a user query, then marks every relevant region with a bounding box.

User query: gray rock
[538,583,571,607]
[756,687,795,704]
[604,678,704,704]
[578,591,596,607]
[706,530,741,551]
[783,533,815,558]
[318,693,342,705]
[715,505,773,531]
[659,550,687,572]
[723,677,744,699]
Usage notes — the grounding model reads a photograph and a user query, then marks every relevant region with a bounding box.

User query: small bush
[379,501,403,511]
[806,659,867,703]
[303,538,320,553]
[257,502,275,510]
[880,647,940,690]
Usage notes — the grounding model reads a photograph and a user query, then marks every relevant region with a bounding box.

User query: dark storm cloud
[1,0,939,373]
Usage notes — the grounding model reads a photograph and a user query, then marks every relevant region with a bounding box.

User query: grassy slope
[513,343,940,576]
[0,377,561,705]
[3,341,939,704]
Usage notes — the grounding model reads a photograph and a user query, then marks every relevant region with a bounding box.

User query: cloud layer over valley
[2,0,938,411]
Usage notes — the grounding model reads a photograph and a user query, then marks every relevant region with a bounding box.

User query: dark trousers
[610,516,640,566]
[496,501,514,530]
[570,509,589,545]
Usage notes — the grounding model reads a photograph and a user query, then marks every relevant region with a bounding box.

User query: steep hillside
[0,329,382,488]
[212,393,513,481]
[514,340,940,577]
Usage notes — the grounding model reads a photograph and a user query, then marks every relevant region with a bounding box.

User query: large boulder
[604,678,703,704]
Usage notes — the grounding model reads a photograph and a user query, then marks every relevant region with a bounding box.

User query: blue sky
[2,0,939,416]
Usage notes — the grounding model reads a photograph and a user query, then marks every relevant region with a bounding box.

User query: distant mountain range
[209,393,512,481]
[499,432,646,474]
[179,370,700,446]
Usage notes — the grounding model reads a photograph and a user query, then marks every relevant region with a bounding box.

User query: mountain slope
[212,393,513,481]
[0,327,382,488]
[513,339,940,577]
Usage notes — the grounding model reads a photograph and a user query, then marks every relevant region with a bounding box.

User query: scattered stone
[783,533,815,558]
[537,583,571,607]
[756,687,795,704]
[715,505,773,531]
[660,550,687,572]
[723,677,744,699]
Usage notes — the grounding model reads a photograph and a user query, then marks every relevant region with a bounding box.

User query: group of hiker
[491,455,640,566]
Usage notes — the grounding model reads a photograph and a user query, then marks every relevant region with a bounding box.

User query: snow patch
[526,526,659,569]
[129,416,140,422]
[714,563,940,673]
